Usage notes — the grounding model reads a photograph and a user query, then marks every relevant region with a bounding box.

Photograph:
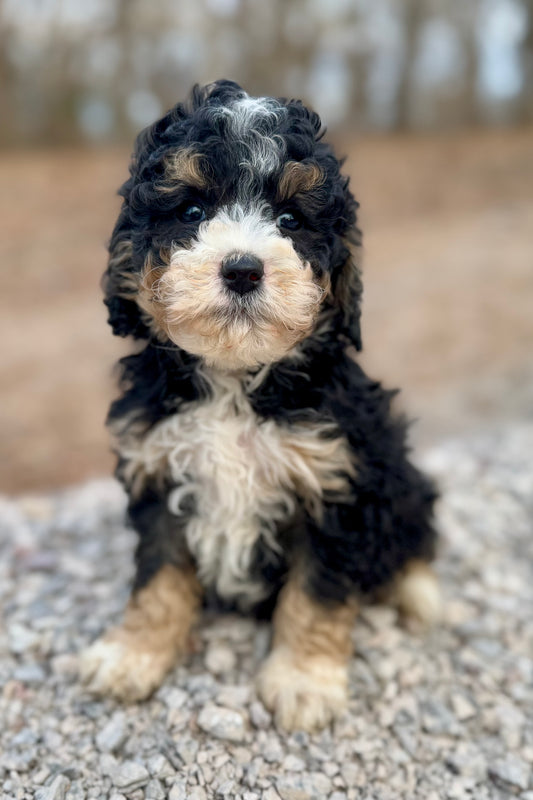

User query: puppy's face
[106,82,361,369]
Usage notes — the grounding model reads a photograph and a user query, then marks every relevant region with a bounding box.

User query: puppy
[81,80,440,731]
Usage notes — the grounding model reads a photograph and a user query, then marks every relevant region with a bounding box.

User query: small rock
[263,736,284,764]
[96,712,127,753]
[205,643,237,674]
[13,662,46,683]
[33,767,52,785]
[197,704,247,742]
[340,764,360,787]
[276,773,332,800]
[8,622,40,654]
[216,685,251,708]
[188,788,207,800]
[489,755,531,792]
[112,761,150,791]
[145,778,166,800]
[50,654,79,677]
[35,775,70,800]
[282,756,305,773]
[169,780,187,800]
[159,686,188,709]
[450,693,476,721]
[147,753,175,779]
[186,673,218,703]
[65,780,87,800]
[262,790,282,800]
[100,753,119,776]
[174,736,199,765]
[421,699,460,736]
[446,743,487,780]
[12,726,39,747]
[217,779,236,796]
[276,776,309,800]
[249,701,272,729]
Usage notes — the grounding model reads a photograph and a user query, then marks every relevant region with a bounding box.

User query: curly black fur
[104,80,437,614]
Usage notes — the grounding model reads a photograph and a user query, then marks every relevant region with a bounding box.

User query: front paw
[256,646,348,732]
[79,627,179,702]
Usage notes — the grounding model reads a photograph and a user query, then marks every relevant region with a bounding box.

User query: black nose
[221,254,264,295]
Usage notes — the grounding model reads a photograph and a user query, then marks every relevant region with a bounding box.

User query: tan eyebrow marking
[277,161,325,201]
[160,148,207,191]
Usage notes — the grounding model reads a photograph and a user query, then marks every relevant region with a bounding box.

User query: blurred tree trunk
[459,19,480,125]
[456,0,481,127]
[0,24,14,142]
[520,0,533,122]
[394,0,425,130]
[113,0,136,137]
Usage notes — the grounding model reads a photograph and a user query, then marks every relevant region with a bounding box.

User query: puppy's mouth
[223,288,265,318]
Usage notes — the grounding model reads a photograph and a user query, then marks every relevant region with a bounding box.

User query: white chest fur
[121,371,355,603]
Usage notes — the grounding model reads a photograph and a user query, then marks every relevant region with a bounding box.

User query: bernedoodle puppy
[80,80,441,731]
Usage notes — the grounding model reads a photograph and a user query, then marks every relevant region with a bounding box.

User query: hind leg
[387,559,442,631]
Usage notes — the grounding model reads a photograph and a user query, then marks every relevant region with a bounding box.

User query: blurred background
[1,0,532,494]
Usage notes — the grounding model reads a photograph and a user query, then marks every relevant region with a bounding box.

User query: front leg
[80,479,201,701]
[80,563,202,701]
[256,574,357,732]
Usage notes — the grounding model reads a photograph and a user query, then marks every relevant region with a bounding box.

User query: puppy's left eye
[179,204,206,224]
[276,211,302,231]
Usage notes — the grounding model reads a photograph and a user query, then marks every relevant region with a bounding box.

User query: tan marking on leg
[391,559,442,631]
[256,576,357,732]
[80,565,202,701]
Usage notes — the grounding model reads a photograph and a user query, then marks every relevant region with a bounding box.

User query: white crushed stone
[197,704,248,743]
[1,425,532,799]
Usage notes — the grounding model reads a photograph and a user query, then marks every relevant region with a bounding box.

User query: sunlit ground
[1,127,532,493]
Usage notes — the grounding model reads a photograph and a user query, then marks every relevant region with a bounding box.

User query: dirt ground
[1,128,532,494]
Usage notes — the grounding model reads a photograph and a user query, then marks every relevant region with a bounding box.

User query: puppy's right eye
[179,204,206,224]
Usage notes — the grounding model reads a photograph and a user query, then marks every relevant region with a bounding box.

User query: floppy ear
[330,235,363,351]
[102,204,149,339]
[102,90,203,339]
[328,175,363,351]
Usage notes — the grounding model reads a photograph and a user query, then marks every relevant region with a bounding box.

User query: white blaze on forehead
[212,93,287,178]
[227,95,285,136]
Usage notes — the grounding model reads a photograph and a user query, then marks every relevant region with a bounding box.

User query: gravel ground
[1,425,532,800]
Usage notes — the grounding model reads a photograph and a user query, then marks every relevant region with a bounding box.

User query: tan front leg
[80,565,202,701]
[256,576,357,731]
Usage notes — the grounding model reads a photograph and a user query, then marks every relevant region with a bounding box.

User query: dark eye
[276,211,302,231]
[179,204,206,223]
